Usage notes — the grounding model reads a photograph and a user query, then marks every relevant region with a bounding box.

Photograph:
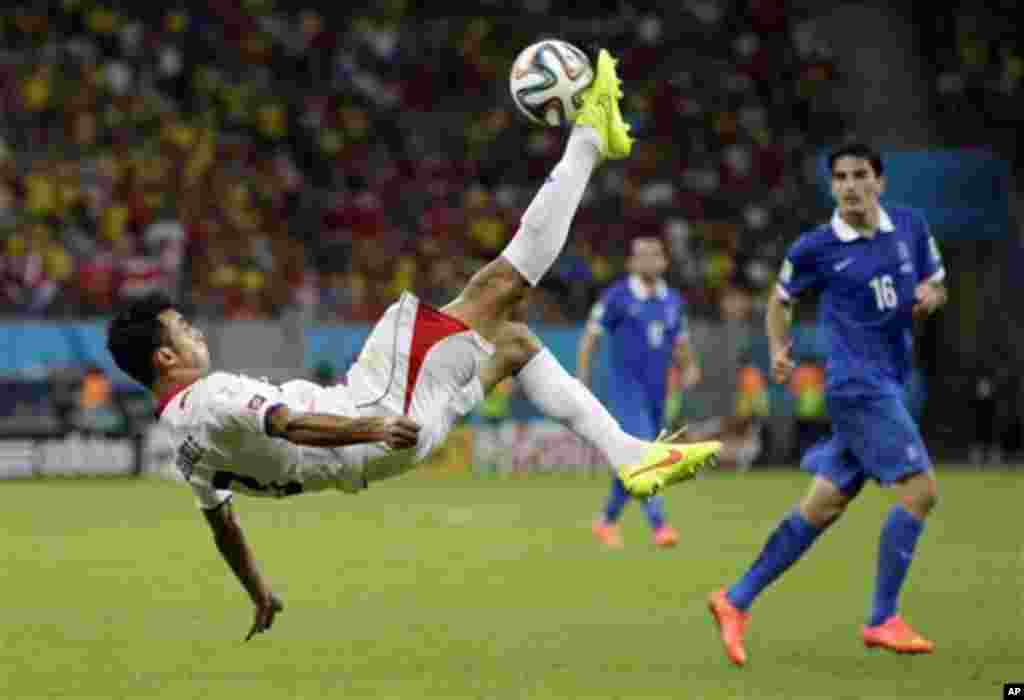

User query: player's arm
[576,323,602,387]
[265,405,420,450]
[670,298,700,390]
[913,279,947,320]
[202,500,283,641]
[770,240,820,384]
[766,288,796,384]
[671,335,701,389]
[578,297,615,387]
[913,215,948,319]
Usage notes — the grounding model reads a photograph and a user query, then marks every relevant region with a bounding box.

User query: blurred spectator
[72,366,122,434]
[789,358,829,459]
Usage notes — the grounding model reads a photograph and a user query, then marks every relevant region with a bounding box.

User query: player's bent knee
[497,322,543,373]
[901,488,938,517]
[898,472,939,517]
[799,498,848,529]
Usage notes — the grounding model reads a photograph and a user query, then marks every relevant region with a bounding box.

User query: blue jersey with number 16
[777,206,945,398]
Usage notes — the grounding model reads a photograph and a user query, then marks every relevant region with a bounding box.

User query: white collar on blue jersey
[831,207,895,242]
[628,274,669,300]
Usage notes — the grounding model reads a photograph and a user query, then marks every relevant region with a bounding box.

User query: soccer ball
[509,40,594,127]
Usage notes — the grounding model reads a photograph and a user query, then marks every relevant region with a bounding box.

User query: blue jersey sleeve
[776,235,822,301]
[587,288,623,334]
[914,213,945,284]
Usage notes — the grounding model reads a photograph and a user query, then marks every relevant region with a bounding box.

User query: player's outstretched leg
[709,475,852,666]
[862,471,937,654]
[442,49,632,342]
[478,323,721,491]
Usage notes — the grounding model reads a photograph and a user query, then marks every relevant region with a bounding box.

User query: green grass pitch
[1,467,1021,699]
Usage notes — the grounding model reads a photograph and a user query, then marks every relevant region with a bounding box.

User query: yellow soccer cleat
[618,438,722,498]
[574,49,633,160]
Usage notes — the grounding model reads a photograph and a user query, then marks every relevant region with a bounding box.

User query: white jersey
[158,372,370,510]
[160,292,493,511]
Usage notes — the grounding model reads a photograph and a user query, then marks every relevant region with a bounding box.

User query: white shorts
[343,292,495,464]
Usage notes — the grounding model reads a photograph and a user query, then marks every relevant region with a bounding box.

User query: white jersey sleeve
[205,376,284,436]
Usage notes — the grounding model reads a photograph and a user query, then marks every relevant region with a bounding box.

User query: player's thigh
[611,394,659,440]
[350,293,493,452]
[830,393,932,485]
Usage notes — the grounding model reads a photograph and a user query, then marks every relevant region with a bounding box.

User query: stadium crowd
[1,1,853,323]
[925,1,1021,155]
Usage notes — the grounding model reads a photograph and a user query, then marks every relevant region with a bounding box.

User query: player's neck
[840,207,881,238]
[635,274,659,290]
[153,368,203,403]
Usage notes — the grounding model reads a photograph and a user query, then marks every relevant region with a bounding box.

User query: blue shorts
[608,389,663,441]
[801,392,932,496]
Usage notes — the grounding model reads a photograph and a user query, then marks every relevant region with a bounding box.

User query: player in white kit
[107,51,721,641]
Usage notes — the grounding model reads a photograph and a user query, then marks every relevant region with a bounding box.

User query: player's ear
[876,175,886,196]
[153,346,178,372]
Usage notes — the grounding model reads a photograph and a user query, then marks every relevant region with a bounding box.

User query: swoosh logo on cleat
[629,449,684,477]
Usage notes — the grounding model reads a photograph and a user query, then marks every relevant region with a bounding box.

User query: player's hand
[913,281,945,320]
[378,416,421,450]
[245,592,283,642]
[770,342,794,384]
[681,364,702,390]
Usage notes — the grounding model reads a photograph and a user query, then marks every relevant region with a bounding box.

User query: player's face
[157,309,210,373]
[831,156,885,219]
[630,240,668,280]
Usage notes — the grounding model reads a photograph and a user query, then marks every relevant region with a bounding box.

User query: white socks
[516,348,648,469]
[500,125,602,286]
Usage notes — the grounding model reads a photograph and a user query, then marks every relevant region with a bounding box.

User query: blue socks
[870,505,924,626]
[604,477,630,523]
[603,477,666,531]
[727,511,823,611]
[642,495,666,531]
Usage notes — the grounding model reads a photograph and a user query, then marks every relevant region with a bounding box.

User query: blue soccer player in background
[709,143,948,665]
[577,237,701,549]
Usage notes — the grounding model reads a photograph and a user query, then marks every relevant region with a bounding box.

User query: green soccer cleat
[574,49,633,160]
[618,438,722,498]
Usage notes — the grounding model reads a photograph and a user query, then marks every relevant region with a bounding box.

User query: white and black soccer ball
[509,40,594,127]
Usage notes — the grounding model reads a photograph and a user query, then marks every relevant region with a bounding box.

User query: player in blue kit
[578,237,701,548]
[709,144,948,664]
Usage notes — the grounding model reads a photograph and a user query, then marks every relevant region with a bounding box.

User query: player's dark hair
[828,143,884,176]
[630,236,666,253]
[107,293,176,388]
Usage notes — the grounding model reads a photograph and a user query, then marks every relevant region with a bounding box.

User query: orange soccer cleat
[862,615,935,654]
[591,520,624,549]
[708,588,750,666]
[653,525,679,548]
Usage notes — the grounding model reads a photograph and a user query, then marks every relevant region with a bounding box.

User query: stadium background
[1,0,1019,475]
